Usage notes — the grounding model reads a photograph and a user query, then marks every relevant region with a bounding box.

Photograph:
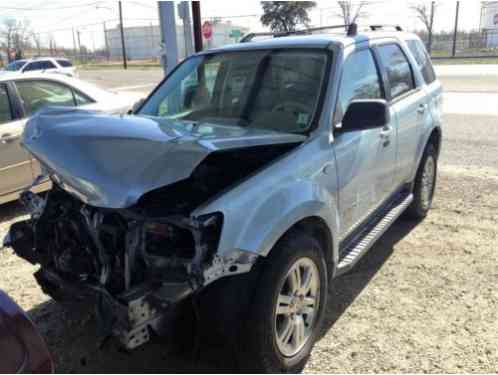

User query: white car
[0,72,143,204]
[5,57,78,77]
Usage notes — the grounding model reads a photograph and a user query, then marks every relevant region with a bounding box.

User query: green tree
[260,1,317,33]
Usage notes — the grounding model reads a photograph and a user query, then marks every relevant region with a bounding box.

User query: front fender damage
[6,186,258,350]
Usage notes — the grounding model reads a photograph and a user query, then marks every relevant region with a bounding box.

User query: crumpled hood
[22,107,305,208]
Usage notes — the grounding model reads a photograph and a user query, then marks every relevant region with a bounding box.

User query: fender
[410,125,442,183]
[193,135,340,267]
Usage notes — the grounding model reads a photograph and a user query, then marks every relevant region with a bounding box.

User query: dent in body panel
[194,134,340,264]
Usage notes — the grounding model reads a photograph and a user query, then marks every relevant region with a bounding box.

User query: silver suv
[4,25,442,372]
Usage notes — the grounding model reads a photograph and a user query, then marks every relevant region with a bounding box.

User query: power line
[0,1,102,12]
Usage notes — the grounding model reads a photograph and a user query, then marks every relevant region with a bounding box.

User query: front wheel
[237,231,328,373]
[406,143,438,219]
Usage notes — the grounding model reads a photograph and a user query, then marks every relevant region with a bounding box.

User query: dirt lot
[1,109,497,372]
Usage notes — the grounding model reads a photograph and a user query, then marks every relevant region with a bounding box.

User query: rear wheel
[406,143,438,219]
[237,230,328,373]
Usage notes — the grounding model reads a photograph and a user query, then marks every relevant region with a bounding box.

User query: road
[0,65,496,372]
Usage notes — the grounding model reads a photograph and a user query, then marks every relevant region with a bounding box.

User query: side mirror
[129,98,145,114]
[340,99,390,132]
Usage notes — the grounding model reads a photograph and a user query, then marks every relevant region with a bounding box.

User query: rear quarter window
[406,39,436,84]
[56,59,73,67]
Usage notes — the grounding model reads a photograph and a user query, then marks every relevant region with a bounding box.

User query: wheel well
[428,127,442,157]
[283,216,335,275]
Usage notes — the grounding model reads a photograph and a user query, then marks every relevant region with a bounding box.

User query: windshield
[139,49,328,133]
[5,60,26,71]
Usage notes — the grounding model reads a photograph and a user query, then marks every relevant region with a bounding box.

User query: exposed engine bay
[4,143,297,349]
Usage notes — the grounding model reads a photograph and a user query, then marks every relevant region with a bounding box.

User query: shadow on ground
[27,219,419,373]
[0,200,26,226]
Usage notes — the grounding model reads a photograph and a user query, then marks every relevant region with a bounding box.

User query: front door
[333,47,397,240]
[0,84,32,197]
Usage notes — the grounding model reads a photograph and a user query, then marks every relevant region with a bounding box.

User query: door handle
[379,126,392,139]
[1,133,18,144]
[417,104,427,114]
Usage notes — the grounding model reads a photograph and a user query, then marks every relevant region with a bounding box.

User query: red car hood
[0,290,53,373]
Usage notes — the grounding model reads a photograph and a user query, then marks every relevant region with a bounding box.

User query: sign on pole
[229,29,242,41]
[202,21,213,40]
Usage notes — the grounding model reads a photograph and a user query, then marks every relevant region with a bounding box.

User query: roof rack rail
[240,23,358,43]
[369,24,403,32]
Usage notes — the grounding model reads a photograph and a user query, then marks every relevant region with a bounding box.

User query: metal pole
[119,1,128,69]
[77,30,83,63]
[192,1,203,52]
[72,27,77,60]
[428,1,435,54]
[452,1,460,57]
[103,21,109,61]
[178,1,194,57]
[158,1,179,75]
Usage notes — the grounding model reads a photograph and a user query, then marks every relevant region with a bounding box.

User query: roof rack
[240,23,359,43]
[369,24,403,32]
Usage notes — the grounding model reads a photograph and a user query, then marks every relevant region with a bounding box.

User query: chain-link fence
[3,1,497,69]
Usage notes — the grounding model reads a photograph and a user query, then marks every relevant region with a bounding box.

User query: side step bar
[337,193,414,275]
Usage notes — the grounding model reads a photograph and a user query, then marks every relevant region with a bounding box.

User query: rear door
[406,38,443,130]
[375,42,429,185]
[0,83,32,196]
[15,79,83,178]
[333,47,397,239]
[15,79,77,115]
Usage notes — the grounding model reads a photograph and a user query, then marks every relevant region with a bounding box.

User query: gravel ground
[0,111,497,372]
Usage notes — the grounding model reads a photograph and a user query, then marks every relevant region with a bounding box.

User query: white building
[105,21,249,61]
[481,1,498,47]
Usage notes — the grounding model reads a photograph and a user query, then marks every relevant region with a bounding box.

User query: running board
[337,193,413,274]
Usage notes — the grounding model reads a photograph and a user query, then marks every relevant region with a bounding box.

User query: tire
[406,143,438,219]
[236,230,328,373]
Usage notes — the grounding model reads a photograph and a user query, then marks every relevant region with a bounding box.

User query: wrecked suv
[4,25,442,372]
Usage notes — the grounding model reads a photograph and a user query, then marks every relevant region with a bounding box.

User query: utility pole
[192,1,203,52]
[103,21,109,61]
[428,0,435,54]
[118,1,128,69]
[72,27,77,60]
[178,1,194,57]
[452,1,460,57]
[77,30,83,63]
[158,1,179,75]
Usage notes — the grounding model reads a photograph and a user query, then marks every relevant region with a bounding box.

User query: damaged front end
[5,186,256,349]
[3,109,304,349]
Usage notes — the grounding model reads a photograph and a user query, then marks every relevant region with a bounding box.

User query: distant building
[480,1,498,47]
[105,21,249,61]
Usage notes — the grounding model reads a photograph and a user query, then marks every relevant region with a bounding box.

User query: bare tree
[0,19,17,61]
[31,31,41,56]
[410,1,438,52]
[336,1,369,26]
[0,18,33,61]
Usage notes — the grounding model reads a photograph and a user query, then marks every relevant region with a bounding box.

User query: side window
[16,80,76,115]
[406,40,436,84]
[377,44,415,99]
[0,85,13,124]
[23,62,40,72]
[56,59,73,68]
[39,60,56,70]
[337,48,383,121]
[73,90,94,106]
